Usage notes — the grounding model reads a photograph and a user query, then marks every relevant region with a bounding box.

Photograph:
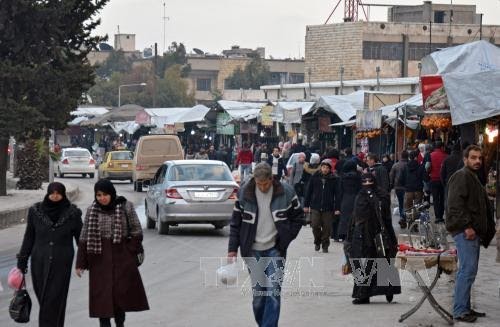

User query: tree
[95,50,134,78]
[225,54,270,89]
[0,0,109,194]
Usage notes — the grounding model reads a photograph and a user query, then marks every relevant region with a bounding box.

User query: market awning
[385,117,420,130]
[108,121,140,135]
[80,104,144,126]
[217,100,266,121]
[316,91,364,122]
[330,119,356,127]
[271,101,315,123]
[68,116,89,126]
[70,106,109,116]
[379,94,424,117]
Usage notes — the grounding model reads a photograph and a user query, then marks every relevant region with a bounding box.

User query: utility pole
[162,2,170,53]
[153,43,158,107]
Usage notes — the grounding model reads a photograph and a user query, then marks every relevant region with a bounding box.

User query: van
[133,135,183,192]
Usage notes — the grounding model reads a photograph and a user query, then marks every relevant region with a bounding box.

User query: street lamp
[118,83,147,107]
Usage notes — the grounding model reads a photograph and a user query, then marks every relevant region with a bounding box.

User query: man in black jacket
[446,145,496,323]
[267,147,287,181]
[400,151,425,228]
[227,163,303,327]
[304,160,341,253]
[366,153,390,193]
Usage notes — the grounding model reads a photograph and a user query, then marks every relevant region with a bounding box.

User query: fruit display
[355,129,382,139]
[421,114,452,129]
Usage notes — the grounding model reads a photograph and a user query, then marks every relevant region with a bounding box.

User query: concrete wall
[115,34,136,52]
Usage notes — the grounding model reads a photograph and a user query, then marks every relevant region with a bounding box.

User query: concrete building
[185,47,304,103]
[305,1,499,82]
[87,34,142,66]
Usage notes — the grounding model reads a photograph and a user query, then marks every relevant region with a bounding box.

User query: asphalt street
[1,175,499,326]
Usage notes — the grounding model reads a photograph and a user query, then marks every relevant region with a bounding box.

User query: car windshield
[64,150,90,157]
[111,152,133,160]
[169,164,232,181]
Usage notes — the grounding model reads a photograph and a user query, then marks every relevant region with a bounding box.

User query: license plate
[121,164,129,168]
[194,192,218,198]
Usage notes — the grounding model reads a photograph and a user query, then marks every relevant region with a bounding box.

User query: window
[196,78,211,91]
[169,164,232,181]
[362,41,403,60]
[110,151,133,160]
[290,73,305,84]
[434,11,445,23]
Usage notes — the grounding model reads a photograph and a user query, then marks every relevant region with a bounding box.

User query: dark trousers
[311,210,334,248]
[395,189,405,219]
[99,310,125,327]
[430,181,445,221]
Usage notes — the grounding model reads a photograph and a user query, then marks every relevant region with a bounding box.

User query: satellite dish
[193,48,205,55]
[99,43,113,51]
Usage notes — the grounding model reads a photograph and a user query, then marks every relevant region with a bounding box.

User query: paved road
[1,175,499,326]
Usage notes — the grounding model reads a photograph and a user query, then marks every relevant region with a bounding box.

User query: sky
[92,0,499,59]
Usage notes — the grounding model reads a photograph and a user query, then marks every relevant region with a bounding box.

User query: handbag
[9,275,31,323]
[373,201,392,258]
[124,210,145,267]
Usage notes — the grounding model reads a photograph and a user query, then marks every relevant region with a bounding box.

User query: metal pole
[376,66,381,91]
[403,104,407,151]
[118,86,121,107]
[49,129,54,183]
[340,66,344,95]
[429,21,432,55]
[395,107,399,160]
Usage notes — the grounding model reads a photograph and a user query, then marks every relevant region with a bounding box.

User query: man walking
[446,145,496,323]
[304,160,341,252]
[267,147,287,181]
[390,150,408,222]
[366,153,390,192]
[228,163,303,327]
[429,140,448,223]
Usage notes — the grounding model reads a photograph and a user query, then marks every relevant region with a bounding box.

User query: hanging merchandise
[421,114,452,129]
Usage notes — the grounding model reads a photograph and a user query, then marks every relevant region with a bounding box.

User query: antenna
[325,0,368,24]
[162,2,170,53]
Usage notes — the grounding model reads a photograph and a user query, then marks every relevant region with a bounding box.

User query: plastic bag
[217,262,239,286]
[341,255,352,275]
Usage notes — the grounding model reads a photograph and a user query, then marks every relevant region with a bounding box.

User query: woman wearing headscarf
[17,182,82,327]
[76,180,148,327]
[344,173,400,304]
[337,161,362,241]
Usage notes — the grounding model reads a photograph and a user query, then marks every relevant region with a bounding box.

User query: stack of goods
[421,114,452,130]
[355,129,382,139]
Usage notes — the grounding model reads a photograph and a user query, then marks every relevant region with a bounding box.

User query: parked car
[132,134,183,192]
[145,160,238,235]
[97,150,134,182]
[55,147,95,178]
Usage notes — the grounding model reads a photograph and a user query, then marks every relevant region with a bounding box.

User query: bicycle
[403,201,449,250]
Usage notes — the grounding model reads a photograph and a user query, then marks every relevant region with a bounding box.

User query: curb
[0,185,80,230]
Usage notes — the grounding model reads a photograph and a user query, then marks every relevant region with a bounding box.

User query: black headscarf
[94,179,126,211]
[42,182,70,222]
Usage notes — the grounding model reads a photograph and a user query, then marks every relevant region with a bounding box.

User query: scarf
[85,201,124,254]
[42,196,70,223]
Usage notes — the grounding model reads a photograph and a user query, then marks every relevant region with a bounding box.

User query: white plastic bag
[217,262,239,286]
[393,207,399,216]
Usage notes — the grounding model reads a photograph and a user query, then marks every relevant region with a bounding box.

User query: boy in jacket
[304,160,341,253]
[228,163,303,327]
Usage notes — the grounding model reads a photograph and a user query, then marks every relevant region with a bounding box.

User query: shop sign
[283,108,302,124]
[216,112,234,135]
[421,75,450,111]
[261,105,274,126]
[240,123,258,134]
[356,110,382,131]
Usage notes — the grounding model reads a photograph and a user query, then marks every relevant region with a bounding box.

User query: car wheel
[58,169,64,178]
[89,173,95,179]
[157,209,169,235]
[136,181,143,192]
[129,179,134,184]
[213,223,226,230]
[145,202,156,229]
[82,173,86,177]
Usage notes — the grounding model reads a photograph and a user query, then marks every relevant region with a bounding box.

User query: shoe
[455,313,477,323]
[322,247,328,253]
[352,298,370,305]
[469,309,486,317]
[435,219,445,224]
[386,294,393,303]
[315,244,320,251]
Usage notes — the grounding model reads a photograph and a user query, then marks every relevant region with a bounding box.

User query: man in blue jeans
[228,163,303,327]
[446,145,496,323]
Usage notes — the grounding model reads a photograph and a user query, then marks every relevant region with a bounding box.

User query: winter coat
[228,178,303,258]
[369,163,390,192]
[338,171,362,237]
[345,187,401,299]
[389,159,408,190]
[440,151,462,186]
[267,155,287,179]
[236,149,253,165]
[401,160,425,192]
[17,202,82,327]
[76,201,149,318]
[429,148,448,182]
[446,167,496,248]
[304,171,341,212]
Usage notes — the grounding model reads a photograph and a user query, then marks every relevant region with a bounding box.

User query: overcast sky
[93,0,499,59]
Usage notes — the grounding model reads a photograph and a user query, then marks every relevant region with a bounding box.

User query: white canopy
[107,121,140,135]
[217,100,266,121]
[70,106,109,116]
[378,94,424,117]
[271,101,315,122]
[316,91,365,122]
[68,116,89,126]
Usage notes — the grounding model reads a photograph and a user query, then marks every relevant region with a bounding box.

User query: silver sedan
[145,160,239,235]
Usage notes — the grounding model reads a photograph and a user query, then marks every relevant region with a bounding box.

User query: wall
[114,34,136,52]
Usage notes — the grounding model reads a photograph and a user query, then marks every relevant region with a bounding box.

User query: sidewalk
[0,172,79,229]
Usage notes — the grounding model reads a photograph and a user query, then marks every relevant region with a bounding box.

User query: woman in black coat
[337,161,361,241]
[17,182,82,327]
[345,173,401,304]
[76,179,148,327]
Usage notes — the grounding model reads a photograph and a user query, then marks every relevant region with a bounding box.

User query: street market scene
[1,0,500,326]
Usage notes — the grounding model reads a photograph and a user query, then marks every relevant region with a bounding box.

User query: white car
[55,147,95,178]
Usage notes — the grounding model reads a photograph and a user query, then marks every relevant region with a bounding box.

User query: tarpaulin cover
[379,94,424,117]
[443,70,500,125]
[217,100,266,121]
[316,91,364,122]
[271,102,315,122]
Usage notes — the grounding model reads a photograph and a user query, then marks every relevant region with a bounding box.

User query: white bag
[217,262,239,286]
